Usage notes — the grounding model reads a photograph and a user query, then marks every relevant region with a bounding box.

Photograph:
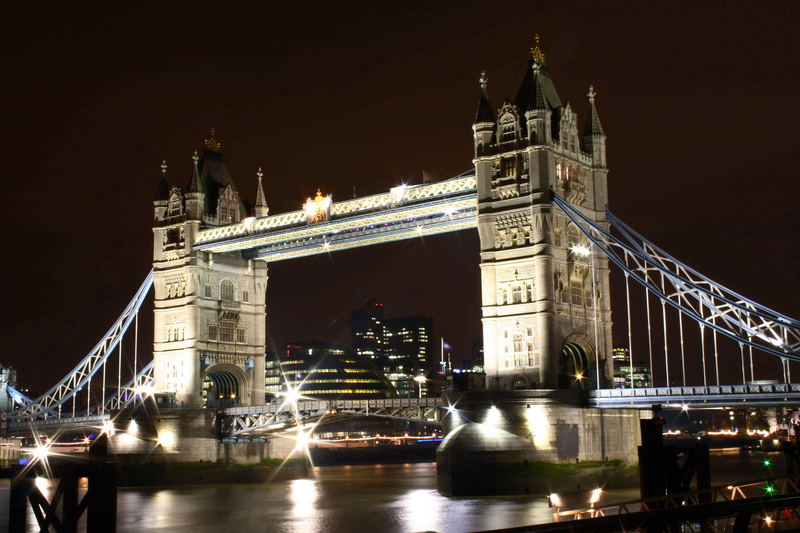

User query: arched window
[220,280,235,301]
[501,158,516,177]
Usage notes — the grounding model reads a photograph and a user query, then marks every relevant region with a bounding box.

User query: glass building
[278,341,396,399]
[612,346,651,388]
[350,299,434,397]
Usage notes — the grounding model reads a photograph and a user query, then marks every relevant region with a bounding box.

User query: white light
[446,404,456,415]
[442,205,457,218]
[571,245,591,257]
[128,420,139,435]
[134,384,155,397]
[35,477,49,491]
[158,430,176,448]
[681,404,690,412]
[413,375,426,384]
[322,240,330,249]
[589,487,603,504]
[549,493,562,507]
[101,420,116,437]
[31,444,49,461]
[281,387,302,404]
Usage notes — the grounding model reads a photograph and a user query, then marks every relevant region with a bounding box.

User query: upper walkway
[193,171,477,261]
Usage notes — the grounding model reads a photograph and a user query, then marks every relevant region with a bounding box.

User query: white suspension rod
[713,328,720,386]
[625,271,635,389]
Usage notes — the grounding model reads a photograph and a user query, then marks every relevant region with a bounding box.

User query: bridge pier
[436,390,644,495]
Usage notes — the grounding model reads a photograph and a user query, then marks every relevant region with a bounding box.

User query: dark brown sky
[3,1,799,392]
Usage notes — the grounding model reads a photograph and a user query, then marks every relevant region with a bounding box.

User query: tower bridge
[5,39,800,495]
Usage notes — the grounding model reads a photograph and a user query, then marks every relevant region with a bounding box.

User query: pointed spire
[529,64,548,111]
[155,159,170,202]
[204,128,223,153]
[583,85,605,136]
[473,71,495,124]
[187,150,204,193]
[254,167,269,217]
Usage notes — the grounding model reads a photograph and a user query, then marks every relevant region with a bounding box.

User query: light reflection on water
[0,453,775,533]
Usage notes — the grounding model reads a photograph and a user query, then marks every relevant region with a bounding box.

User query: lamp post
[413,375,426,399]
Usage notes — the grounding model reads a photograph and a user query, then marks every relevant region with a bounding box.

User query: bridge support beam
[437,390,644,495]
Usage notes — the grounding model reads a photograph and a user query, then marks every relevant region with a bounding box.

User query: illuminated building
[350,299,434,397]
[264,353,282,396]
[280,341,396,399]
[612,347,651,388]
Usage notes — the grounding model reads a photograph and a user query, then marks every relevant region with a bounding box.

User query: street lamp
[413,375,426,399]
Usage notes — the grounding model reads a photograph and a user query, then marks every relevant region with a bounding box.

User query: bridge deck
[589,383,800,408]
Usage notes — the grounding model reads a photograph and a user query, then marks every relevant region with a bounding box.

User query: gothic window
[217,185,240,225]
[556,162,562,180]
[570,266,587,306]
[167,192,182,217]
[512,285,522,304]
[242,290,249,303]
[567,224,581,249]
[497,229,507,248]
[526,327,534,338]
[208,325,218,341]
[513,334,523,353]
[570,135,576,152]
[204,284,212,298]
[510,228,519,246]
[525,282,534,302]
[236,328,246,343]
[523,225,532,244]
[501,158,516,177]
[501,123,515,142]
[220,280,235,301]
[565,166,570,180]
[219,321,235,342]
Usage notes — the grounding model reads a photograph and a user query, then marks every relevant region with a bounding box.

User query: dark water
[0,451,781,532]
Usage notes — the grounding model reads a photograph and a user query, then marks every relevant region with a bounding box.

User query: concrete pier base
[436,390,645,495]
[107,406,296,464]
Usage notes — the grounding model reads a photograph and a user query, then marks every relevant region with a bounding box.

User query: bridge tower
[474,40,611,391]
[152,133,268,407]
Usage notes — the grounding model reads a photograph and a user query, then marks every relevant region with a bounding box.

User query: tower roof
[583,85,605,136]
[185,130,245,216]
[473,71,495,124]
[514,36,562,115]
[529,66,548,111]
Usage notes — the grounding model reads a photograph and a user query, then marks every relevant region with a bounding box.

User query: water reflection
[0,454,777,533]
[289,478,320,520]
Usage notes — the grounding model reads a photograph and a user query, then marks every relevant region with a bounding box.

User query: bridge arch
[202,363,249,408]
[558,334,595,389]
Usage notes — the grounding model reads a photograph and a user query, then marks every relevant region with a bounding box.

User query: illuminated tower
[151,132,268,407]
[474,38,612,391]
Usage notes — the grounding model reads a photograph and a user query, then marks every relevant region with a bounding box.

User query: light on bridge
[570,245,591,257]
[157,430,176,449]
[30,444,50,461]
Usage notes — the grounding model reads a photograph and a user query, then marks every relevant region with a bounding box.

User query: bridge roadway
[222,397,443,437]
[588,383,800,409]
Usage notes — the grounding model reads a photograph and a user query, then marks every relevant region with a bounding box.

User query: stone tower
[152,132,268,407]
[474,39,612,391]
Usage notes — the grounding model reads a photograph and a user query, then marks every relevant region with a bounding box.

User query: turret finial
[204,128,223,153]
[479,71,488,90]
[257,166,264,181]
[588,85,596,104]
[530,34,546,66]
[192,150,199,165]
[161,160,167,176]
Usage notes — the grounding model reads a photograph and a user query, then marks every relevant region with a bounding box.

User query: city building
[612,347,651,388]
[264,353,282,397]
[279,341,396,399]
[350,299,434,397]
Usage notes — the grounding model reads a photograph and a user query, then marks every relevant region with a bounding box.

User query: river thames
[0,450,779,532]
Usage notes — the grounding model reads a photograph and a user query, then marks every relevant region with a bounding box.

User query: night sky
[3,1,799,393]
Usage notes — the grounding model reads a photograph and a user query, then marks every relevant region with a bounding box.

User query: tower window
[220,280,235,301]
[242,290,249,303]
[208,325,218,341]
[556,162,562,180]
[501,123,516,142]
[501,158,516,177]
[204,284,212,298]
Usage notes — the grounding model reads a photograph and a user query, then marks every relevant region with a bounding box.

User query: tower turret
[524,63,552,145]
[472,71,496,157]
[254,167,269,218]
[582,86,607,168]
[154,160,170,221]
[185,151,204,220]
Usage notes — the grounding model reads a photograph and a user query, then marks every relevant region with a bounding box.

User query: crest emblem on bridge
[303,189,332,224]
